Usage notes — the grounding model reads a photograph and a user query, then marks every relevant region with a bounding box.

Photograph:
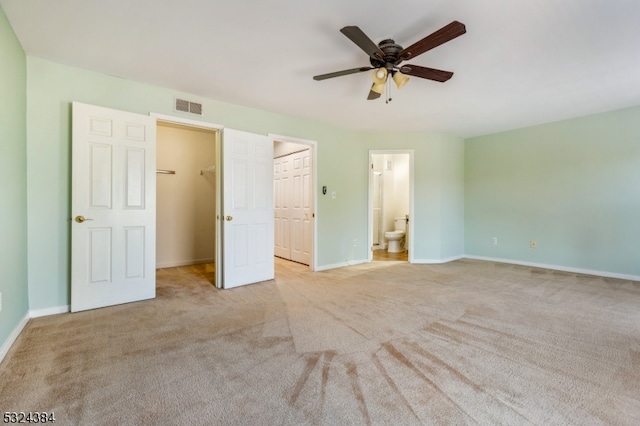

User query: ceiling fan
[313,21,466,100]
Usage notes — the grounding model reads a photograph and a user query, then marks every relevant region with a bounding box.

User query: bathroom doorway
[368,150,414,263]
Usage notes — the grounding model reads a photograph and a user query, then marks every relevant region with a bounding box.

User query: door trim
[368,150,415,263]
[150,113,224,131]
[269,133,318,271]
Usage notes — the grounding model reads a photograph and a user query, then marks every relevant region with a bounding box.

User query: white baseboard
[1,305,70,365]
[30,305,69,318]
[412,255,465,264]
[315,259,369,271]
[464,255,640,281]
[156,258,214,269]
[0,312,29,365]
[371,252,639,281]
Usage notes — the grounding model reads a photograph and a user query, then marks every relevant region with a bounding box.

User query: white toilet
[385,217,407,253]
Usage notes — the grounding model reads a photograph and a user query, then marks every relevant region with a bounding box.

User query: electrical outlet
[530,240,537,249]
[353,239,357,247]
[331,191,336,199]
[491,237,498,245]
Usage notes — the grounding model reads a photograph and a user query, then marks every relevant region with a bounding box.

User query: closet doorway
[273,136,315,268]
[156,121,218,275]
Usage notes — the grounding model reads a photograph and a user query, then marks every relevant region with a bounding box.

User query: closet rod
[156,169,176,175]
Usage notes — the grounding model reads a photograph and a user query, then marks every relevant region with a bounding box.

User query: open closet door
[221,129,274,289]
[71,102,156,312]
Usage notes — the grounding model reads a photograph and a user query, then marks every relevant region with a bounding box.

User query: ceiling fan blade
[313,66,373,81]
[340,26,385,60]
[400,65,454,82]
[398,21,466,61]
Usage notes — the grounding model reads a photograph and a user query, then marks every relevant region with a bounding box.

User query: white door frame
[368,150,414,263]
[269,133,317,271]
[150,113,223,287]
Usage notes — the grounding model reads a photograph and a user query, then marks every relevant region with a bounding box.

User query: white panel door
[274,156,290,259]
[71,102,156,312]
[290,149,312,265]
[222,129,274,289]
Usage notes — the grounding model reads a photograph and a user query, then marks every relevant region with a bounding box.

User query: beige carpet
[1,258,639,425]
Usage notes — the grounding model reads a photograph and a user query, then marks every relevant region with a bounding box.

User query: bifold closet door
[274,155,291,259]
[274,149,311,266]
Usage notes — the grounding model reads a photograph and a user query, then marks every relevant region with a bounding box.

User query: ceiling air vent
[174,98,203,116]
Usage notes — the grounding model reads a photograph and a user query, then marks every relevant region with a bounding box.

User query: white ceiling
[3,0,640,138]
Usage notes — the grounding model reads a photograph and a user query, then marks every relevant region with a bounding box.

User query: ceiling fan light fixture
[372,68,388,85]
[371,81,386,95]
[393,71,409,89]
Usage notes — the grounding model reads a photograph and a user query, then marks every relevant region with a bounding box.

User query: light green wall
[465,106,640,277]
[439,137,465,260]
[0,7,29,348]
[25,57,461,310]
